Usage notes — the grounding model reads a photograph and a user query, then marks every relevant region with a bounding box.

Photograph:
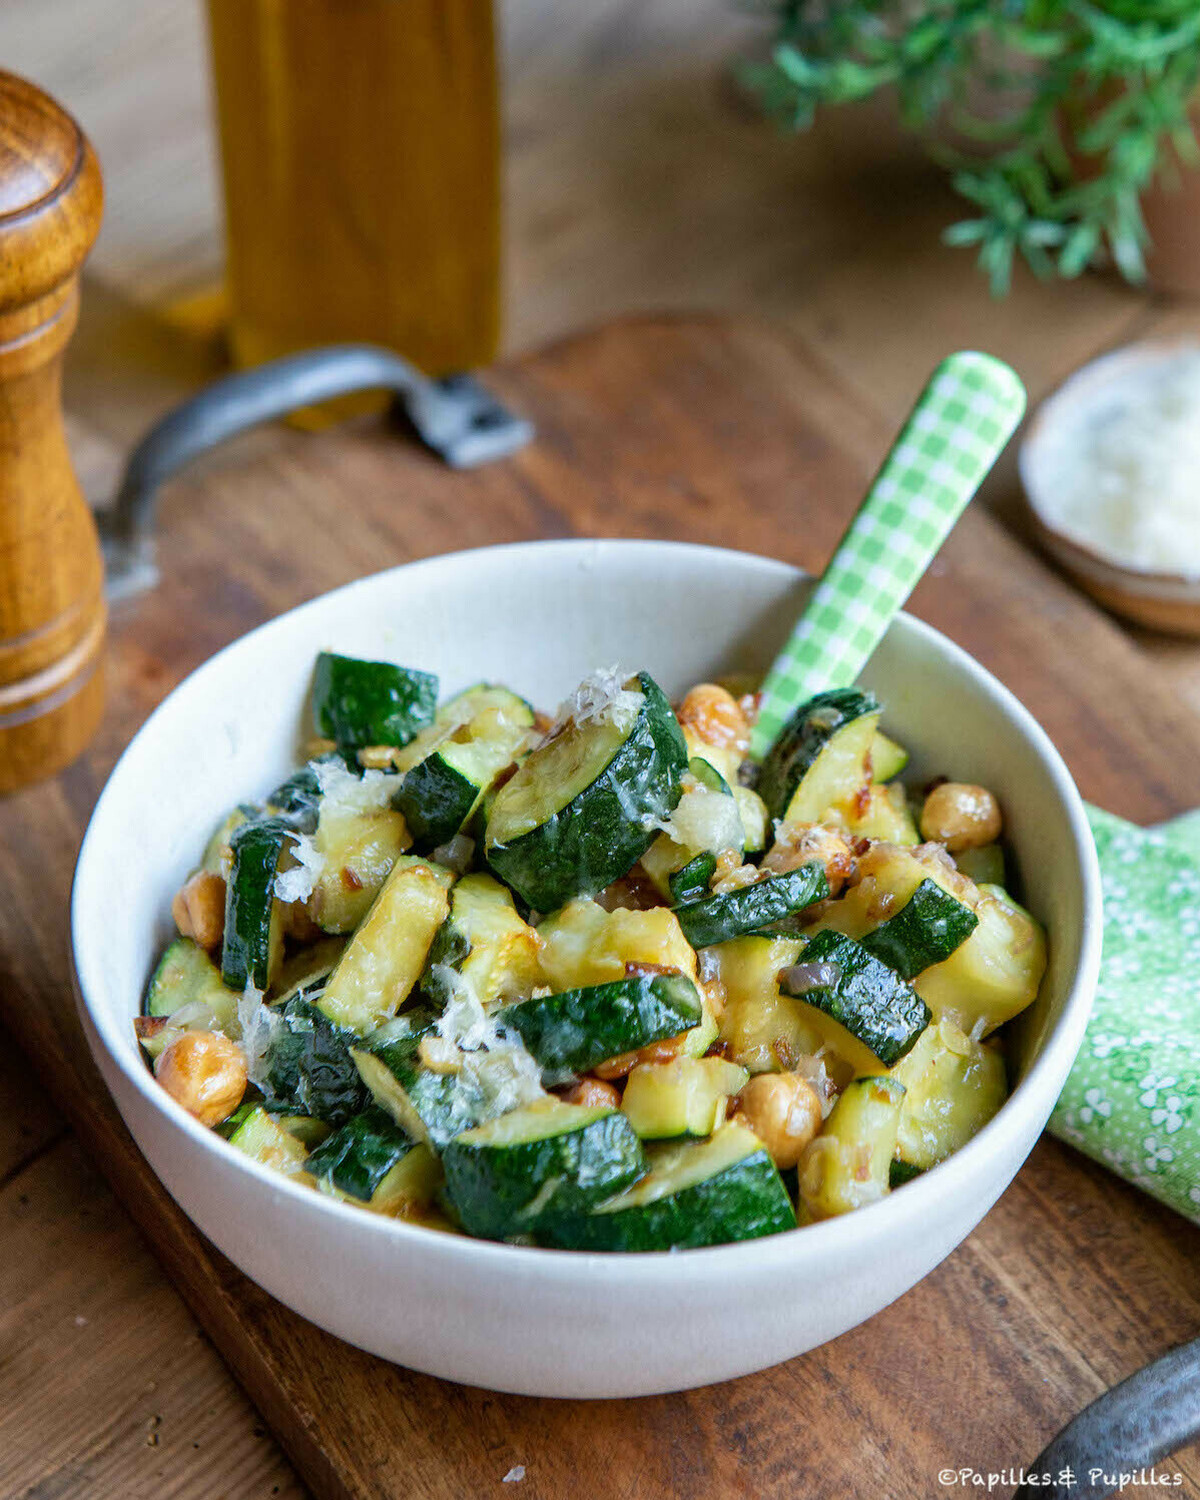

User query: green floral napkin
[1048,805,1200,1224]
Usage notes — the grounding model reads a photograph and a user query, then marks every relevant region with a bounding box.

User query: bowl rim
[72,536,1103,1282]
[1019,336,1200,591]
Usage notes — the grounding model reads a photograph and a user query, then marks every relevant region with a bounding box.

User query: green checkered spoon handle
[749,351,1027,759]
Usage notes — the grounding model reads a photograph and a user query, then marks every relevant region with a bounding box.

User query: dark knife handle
[1014,1337,1200,1499]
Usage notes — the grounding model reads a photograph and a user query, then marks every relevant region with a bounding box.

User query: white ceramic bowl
[72,539,1101,1398]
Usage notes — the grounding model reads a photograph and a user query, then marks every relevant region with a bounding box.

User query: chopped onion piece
[431,833,475,874]
[778,961,842,994]
[164,999,218,1033]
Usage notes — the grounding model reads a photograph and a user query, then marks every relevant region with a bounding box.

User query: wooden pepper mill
[0,70,106,793]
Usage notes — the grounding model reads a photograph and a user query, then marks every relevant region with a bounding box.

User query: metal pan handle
[99,342,532,599]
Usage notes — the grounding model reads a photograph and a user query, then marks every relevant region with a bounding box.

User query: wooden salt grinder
[0,70,106,793]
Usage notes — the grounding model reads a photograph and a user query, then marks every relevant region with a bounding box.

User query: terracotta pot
[1142,157,1200,296]
[1059,82,1200,296]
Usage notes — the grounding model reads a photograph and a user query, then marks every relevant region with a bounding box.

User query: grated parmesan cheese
[432,964,494,1051]
[274,832,323,903]
[697,949,721,984]
[432,966,546,1116]
[1034,344,1200,575]
[162,998,218,1034]
[370,1014,415,1045]
[237,983,278,1090]
[553,666,643,735]
[643,778,744,853]
[461,1042,545,1117]
[315,759,397,814]
[272,758,399,903]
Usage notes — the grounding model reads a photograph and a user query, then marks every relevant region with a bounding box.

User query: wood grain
[0,70,107,793]
[7,5,1191,1492]
[0,1128,307,1500]
[2,315,1199,1499]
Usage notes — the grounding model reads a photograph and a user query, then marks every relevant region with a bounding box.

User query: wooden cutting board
[3,315,1199,1500]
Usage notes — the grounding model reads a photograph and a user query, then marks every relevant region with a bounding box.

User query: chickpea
[676,684,750,754]
[171,871,226,951]
[737,1072,823,1169]
[761,822,857,896]
[561,1076,622,1109]
[595,1036,685,1080]
[920,782,1002,852]
[283,901,322,943]
[155,1031,247,1127]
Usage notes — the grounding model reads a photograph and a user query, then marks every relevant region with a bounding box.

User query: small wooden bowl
[1020,340,1200,637]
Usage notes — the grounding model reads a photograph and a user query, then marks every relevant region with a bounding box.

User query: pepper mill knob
[0,69,105,793]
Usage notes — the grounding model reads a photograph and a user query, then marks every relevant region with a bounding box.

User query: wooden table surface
[4,3,1200,1496]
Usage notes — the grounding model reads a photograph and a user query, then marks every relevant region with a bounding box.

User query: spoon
[747,358,1200,1491]
[748,350,1027,759]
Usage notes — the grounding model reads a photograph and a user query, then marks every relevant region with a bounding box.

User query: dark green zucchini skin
[221,817,291,990]
[781,929,930,1066]
[266,765,323,830]
[675,863,829,949]
[265,752,353,832]
[859,877,979,979]
[442,1110,646,1240]
[538,1146,795,1252]
[502,972,703,1076]
[404,1072,487,1152]
[305,1105,413,1200]
[889,1159,924,1188]
[356,1006,440,1070]
[355,1009,487,1149]
[669,853,717,905]
[261,996,369,1126]
[418,919,472,1008]
[686,755,730,796]
[756,687,879,822]
[311,652,438,752]
[394,758,477,850]
[215,1101,258,1141]
[146,937,236,1019]
[485,671,688,912]
[394,686,533,851]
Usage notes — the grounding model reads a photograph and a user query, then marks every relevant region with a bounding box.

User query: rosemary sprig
[743,0,1200,293]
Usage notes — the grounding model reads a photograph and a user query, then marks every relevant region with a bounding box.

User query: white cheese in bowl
[1032,343,1200,576]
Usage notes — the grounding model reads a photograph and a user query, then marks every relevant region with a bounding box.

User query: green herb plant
[744,1,1200,292]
